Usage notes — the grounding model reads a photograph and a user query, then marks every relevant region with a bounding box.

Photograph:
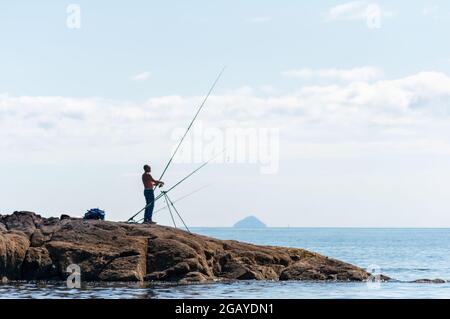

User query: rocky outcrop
[0,211,382,283]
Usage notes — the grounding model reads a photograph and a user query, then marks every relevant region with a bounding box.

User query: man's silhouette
[142,165,164,224]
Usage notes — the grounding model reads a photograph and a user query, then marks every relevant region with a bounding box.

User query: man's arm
[148,174,164,187]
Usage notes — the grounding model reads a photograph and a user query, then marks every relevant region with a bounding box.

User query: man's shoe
[143,221,157,225]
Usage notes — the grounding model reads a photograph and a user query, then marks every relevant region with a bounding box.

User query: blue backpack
[84,208,105,220]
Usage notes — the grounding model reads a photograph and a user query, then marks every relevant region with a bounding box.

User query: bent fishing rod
[127,150,224,223]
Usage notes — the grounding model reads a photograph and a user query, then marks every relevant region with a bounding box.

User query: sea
[1,228,450,299]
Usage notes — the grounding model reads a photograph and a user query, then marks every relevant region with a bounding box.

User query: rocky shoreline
[0,211,384,283]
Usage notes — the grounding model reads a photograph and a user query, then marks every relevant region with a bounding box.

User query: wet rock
[98,254,147,281]
[179,272,209,284]
[0,211,385,283]
[21,247,57,280]
[280,258,370,281]
[412,279,446,284]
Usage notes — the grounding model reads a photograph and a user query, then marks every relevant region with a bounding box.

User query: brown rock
[280,257,370,281]
[0,211,387,283]
[21,247,57,280]
[98,254,147,281]
[179,271,209,284]
[0,232,30,279]
[44,219,148,281]
[0,211,41,237]
[30,229,48,247]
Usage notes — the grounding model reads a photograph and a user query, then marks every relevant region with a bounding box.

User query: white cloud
[2,71,450,164]
[327,1,369,21]
[131,71,151,81]
[282,66,383,82]
[422,5,439,19]
[326,1,394,22]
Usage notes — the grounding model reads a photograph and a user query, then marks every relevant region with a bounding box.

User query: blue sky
[2,1,450,99]
[2,1,450,227]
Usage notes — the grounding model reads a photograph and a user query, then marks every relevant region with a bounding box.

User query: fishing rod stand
[161,191,191,233]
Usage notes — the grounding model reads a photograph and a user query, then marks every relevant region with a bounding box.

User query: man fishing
[142,164,164,224]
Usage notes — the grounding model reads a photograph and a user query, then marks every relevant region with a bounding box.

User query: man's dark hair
[143,165,151,171]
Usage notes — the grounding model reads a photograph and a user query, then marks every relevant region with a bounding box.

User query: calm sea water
[1,228,450,299]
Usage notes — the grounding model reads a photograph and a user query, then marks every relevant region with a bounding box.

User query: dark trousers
[144,189,155,222]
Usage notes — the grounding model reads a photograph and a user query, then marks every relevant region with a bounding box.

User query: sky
[2,1,450,227]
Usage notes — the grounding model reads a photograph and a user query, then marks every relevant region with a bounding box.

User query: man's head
[143,165,151,173]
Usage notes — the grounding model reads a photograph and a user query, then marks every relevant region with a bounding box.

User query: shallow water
[1,228,450,299]
[1,281,450,299]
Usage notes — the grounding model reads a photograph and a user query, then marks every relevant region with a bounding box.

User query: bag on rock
[84,208,105,220]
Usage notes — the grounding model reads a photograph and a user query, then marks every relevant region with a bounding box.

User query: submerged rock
[412,279,446,284]
[0,211,384,283]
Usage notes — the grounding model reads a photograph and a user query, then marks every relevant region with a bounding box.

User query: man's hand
[158,181,165,188]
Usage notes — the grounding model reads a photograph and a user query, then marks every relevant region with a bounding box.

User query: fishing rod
[127,150,225,223]
[154,184,210,215]
[135,184,211,222]
[156,66,226,184]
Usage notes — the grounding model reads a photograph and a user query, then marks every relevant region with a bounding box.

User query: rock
[0,232,30,279]
[21,247,57,280]
[0,211,386,283]
[1,276,8,284]
[179,272,209,284]
[30,229,47,247]
[279,257,370,281]
[0,211,41,237]
[44,220,148,282]
[412,279,446,284]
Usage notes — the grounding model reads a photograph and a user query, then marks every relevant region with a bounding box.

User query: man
[142,164,164,224]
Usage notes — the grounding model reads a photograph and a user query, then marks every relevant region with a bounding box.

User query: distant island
[233,216,267,228]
